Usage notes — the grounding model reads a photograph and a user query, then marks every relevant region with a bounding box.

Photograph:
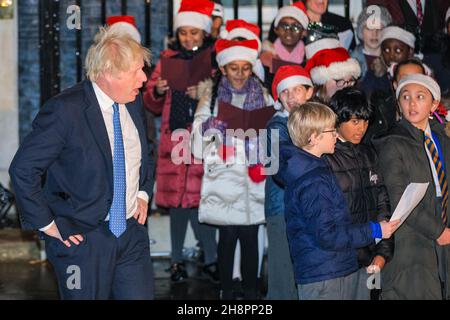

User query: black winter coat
[325,140,394,268]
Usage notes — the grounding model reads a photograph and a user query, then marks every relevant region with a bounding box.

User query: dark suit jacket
[9,80,155,240]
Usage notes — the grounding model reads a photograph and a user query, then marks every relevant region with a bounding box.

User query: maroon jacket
[143,48,213,208]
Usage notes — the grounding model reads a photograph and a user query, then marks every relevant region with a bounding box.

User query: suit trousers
[45,218,154,299]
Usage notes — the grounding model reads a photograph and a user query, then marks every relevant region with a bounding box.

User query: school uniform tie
[109,102,127,237]
[416,0,424,27]
[424,133,448,225]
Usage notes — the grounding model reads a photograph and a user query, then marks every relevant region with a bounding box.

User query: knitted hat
[220,19,262,52]
[272,65,312,102]
[305,46,361,85]
[107,16,141,43]
[274,1,309,29]
[356,6,392,41]
[380,26,416,49]
[396,73,441,102]
[216,39,259,67]
[174,0,215,33]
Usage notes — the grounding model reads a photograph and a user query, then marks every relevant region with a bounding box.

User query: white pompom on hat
[219,19,262,52]
[174,0,215,33]
[305,46,361,85]
[274,1,309,29]
[396,73,441,102]
[215,39,259,67]
[380,26,416,49]
[107,16,141,43]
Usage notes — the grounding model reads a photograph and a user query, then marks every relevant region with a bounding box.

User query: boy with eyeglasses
[260,2,309,94]
[275,102,399,300]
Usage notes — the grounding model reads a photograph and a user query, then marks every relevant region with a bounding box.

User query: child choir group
[114,0,450,300]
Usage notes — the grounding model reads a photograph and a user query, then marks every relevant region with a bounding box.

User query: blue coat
[276,143,374,285]
[264,113,291,217]
[9,80,155,240]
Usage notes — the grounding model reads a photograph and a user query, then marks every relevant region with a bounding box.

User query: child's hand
[155,77,169,95]
[367,255,386,274]
[186,85,198,100]
[380,219,400,239]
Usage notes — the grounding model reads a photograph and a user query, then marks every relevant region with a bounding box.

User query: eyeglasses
[322,129,338,137]
[278,23,303,33]
[335,78,357,88]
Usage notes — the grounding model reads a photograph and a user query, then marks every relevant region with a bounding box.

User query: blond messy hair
[85,27,151,81]
[288,102,337,148]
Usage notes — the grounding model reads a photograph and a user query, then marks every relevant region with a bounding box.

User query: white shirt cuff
[137,191,149,203]
[39,220,55,232]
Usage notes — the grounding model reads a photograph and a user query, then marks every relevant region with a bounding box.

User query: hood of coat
[276,142,328,187]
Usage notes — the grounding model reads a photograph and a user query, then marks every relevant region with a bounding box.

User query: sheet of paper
[375,182,429,244]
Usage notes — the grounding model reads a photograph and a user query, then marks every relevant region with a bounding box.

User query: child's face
[221,61,253,90]
[398,83,438,131]
[324,76,356,100]
[177,26,205,51]
[317,127,338,155]
[279,85,313,112]
[337,117,369,144]
[275,17,304,48]
[362,26,382,51]
[381,39,413,67]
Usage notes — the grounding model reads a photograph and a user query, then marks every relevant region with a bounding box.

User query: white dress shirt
[40,83,148,232]
[407,0,426,17]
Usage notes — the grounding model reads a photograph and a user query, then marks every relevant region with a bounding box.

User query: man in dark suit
[9,27,155,299]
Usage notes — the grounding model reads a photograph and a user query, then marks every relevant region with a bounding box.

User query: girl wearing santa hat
[143,0,219,284]
[265,65,313,300]
[304,38,361,103]
[192,39,274,300]
[260,1,309,92]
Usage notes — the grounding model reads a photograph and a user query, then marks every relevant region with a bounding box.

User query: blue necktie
[109,102,127,237]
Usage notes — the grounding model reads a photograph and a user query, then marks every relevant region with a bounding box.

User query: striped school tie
[424,133,448,225]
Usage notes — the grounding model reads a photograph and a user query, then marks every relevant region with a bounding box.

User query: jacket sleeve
[377,139,445,240]
[299,175,374,251]
[9,99,71,231]
[373,156,395,262]
[142,60,168,115]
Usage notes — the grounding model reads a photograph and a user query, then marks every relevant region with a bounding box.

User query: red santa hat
[272,65,312,102]
[107,16,141,43]
[215,39,259,67]
[274,1,309,29]
[174,0,215,33]
[220,19,262,52]
[305,38,341,60]
[305,46,361,85]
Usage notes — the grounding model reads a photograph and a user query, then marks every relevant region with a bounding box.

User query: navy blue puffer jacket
[276,143,375,285]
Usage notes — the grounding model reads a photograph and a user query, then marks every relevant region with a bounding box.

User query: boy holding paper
[325,87,394,300]
[374,74,450,300]
[276,102,399,300]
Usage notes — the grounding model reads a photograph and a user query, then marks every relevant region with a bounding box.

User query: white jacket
[191,79,274,226]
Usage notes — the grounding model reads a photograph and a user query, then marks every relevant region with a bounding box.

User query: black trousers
[45,218,154,299]
[218,225,259,298]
